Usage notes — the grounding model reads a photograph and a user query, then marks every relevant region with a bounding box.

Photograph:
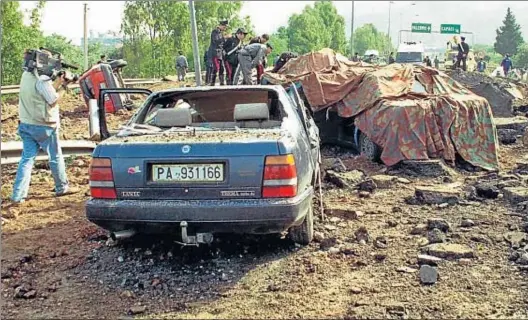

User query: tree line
[1,1,526,85]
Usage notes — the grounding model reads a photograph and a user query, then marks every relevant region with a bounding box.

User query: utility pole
[350,1,355,57]
[387,1,393,51]
[83,3,88,70]
[188,0,202,86]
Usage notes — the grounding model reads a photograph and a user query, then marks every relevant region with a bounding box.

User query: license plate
[152,164,224,182]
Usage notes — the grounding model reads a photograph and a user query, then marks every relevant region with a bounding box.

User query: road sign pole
[188,0,202,86]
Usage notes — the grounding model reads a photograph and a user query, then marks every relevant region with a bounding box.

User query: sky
[18,1,528,49]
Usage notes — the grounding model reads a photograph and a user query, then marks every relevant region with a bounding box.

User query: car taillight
[262,154,297,198]
[89,158,117,199]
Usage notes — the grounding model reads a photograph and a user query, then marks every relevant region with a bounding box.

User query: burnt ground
[1,83,528,319]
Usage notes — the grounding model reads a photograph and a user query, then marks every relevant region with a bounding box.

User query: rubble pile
[446,69,528,117]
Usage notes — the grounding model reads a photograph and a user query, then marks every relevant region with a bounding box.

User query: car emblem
[182,145,191,154]
[128,166,141,174]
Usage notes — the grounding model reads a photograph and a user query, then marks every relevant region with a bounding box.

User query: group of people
[205,20,273,86]
[175,20,274,86]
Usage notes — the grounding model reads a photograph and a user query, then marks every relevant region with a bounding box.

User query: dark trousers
[224,59,238,85]
[210,56,225,85]
[454,56,467,71]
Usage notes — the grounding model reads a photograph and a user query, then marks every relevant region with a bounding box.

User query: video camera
[23,47,80,83]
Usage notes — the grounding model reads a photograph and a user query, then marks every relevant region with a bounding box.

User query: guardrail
[1,140,96,165]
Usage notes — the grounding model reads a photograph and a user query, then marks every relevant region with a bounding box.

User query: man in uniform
[271,52,297,73]
[236,43,273,85]
[175,51,188,82]
[248,34,270,83]
[223,28,248,85]
[454,36,470,71]
[207,20,228,85]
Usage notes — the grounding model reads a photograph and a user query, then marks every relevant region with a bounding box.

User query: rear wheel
[288,203,314,246]
[359,131,382,162]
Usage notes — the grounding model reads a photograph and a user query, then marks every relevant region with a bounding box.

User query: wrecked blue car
[85,85,321,246]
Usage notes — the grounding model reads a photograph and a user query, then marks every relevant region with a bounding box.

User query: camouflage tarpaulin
[262,49,499,170]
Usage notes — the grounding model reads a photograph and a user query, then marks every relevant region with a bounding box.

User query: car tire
[359,131,382,162]
[288,203,314,246]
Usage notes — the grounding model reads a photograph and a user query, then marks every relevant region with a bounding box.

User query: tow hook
[175,221,214,247]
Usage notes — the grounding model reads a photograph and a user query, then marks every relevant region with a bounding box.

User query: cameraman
[10,66,79,204]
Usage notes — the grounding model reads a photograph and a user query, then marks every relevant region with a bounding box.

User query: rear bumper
[86,187,313,234]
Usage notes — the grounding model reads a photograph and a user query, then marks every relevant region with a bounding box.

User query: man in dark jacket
[454,36,470,71]
[236,43,272,85]
[223,28,248,85]
[271,52,298,73]
[207,20,228,85]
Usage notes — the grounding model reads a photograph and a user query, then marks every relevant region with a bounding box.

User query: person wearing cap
[223,28,248,85]
[235,42,273,85]
[207,20,228,85]
[454,36,470,71]
[271,51,297,73]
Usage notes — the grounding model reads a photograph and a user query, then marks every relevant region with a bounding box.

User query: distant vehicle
[395,42,425,65]
[86,85,321,246]
[363,49,380,64]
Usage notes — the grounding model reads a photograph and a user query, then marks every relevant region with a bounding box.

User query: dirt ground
[2,83,528,319]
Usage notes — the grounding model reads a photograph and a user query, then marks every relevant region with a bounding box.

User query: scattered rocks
[354,227,370,244]
[503,187,528,204]
[424,243,475,260]
[313,231,325,243]
[358,179,377,193]
[414,185,461,205]
[503,232,526,249]
[325,170,365,189]
[417,254,443,266]
[374,236,388,249]
[396,177,411,184]
[460,219,476,228]
[427,229,446,244]
[349,287,362,294]
[410,224,428,235]
[475,182,500,199]
[419,265,438,285]
[397,159,457,178]
[470,234,491,244]
[517,253,528,265]
[386,219,398,228]
[128,305,147,315]
[371,175,396,189]
[319,237,338,251]
[397,266,418,273]
[358,191,371,198]
[497,128,518,144]
[322,158,347,172]
[427,218,451,232]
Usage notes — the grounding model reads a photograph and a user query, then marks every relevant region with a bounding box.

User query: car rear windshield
[134,89,285,130]
[396,52,423,63]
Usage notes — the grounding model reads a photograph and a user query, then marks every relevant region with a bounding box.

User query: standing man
[97,54,107,64]
[175,51,188,82]
[11,64,79,203]
[388,52,395,64]
[207,20,228,86]
[434,56,440,69]
[223,28,248,85]
[455,36,470,71]
[501,54,513,76]
[477,58,487,73]
[236,43,273,85]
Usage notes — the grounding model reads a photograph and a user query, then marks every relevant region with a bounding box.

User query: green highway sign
[411,23,432,33]
[440,24,461,34]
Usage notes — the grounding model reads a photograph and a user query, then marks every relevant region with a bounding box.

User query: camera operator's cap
[236,28,248,34]
[219,20,229,26]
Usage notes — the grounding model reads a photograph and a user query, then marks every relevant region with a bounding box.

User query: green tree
[494,7,524,56]
[1,1,44,85]
[353,23,393,56]
[313,1,347,53]
[514,44,528,68]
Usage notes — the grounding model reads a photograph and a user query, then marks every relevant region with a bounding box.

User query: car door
[287,84,321,186]
[97,88,153,140]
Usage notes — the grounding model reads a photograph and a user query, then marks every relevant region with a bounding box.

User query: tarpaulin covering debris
[263,49,499,170]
